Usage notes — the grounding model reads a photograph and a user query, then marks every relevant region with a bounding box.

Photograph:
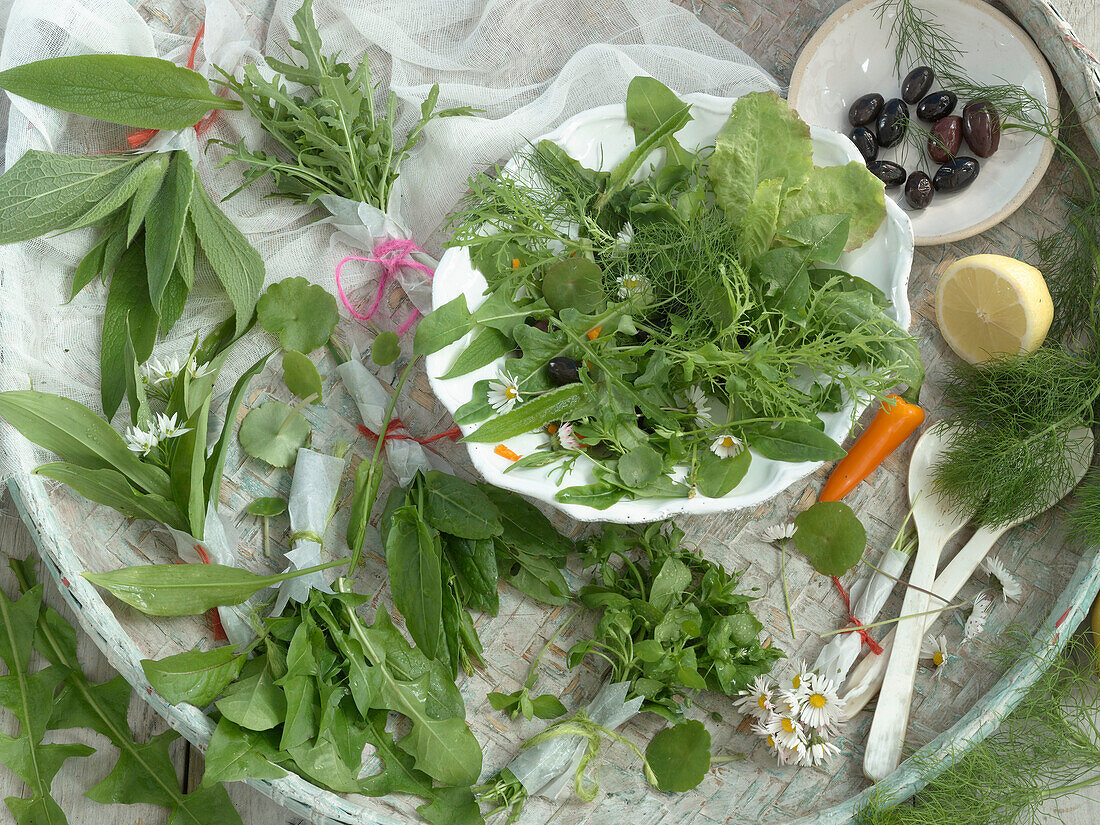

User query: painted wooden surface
[2,1,1100,824]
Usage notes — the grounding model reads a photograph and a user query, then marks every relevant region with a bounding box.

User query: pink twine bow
[335,238,435,335]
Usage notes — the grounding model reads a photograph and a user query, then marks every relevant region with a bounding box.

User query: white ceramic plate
[788,0,1058,246]
[426,93,914,522]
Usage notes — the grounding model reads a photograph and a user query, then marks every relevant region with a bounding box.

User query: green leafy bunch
[0,558,241,825]
[140,580,485,825]
[570,522,784,719]
[214,0,477,210]
[418,82,920,508]
[379,470,575,677]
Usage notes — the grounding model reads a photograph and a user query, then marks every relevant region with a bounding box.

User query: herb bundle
[0,557,242,825]
[418,83,921,508]
[214,0,476,211]
[379,470,574,677]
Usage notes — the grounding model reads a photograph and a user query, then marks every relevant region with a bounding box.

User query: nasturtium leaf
[283,350,323,403]
[618,444,663,489]
[372,330,401,366]
[246,496,287,517]
[646,720,712,792]
[778,162,886,251]
[793,500,867,577]
[542,257,605,312]
[696,448,751,498]
[239,400,312,467]
[257,276,339,353]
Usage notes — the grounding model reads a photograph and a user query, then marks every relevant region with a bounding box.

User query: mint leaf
[0,55,241,130]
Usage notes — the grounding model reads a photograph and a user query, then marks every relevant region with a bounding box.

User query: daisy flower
[981,555,1022,602]
[963,591,993,644]
[801,737,841,768]
[710,433,743,458]
[155,413,192,440]
[125,425,159,457]
[766,712,806,750]
[487,371,522,414]
[799,673,841,732]
[786,659,814,692]
[617,272,649,300]
[615,221,634,248]
[777,688,802,716]
[735,675,776,721]
[921,633,950,668]
[557,421,584,451]
[685,385,713,428]
[762,522,796,544]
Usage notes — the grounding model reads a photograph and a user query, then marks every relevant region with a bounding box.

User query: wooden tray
[9,1,1100,823]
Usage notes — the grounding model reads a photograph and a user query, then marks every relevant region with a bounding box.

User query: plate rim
[787,0,1059,247]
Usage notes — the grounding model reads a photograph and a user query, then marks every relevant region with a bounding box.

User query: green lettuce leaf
[778,162,886,251]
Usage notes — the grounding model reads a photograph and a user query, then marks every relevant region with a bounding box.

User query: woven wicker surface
[5,1,1100,824]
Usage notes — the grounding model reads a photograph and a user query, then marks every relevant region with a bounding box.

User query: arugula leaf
[709,91,813,223]
[0,55,240,130]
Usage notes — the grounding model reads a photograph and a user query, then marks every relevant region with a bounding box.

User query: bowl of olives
[787,0,1058,245]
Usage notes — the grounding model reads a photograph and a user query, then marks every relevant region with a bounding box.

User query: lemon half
[934,254,1053,364]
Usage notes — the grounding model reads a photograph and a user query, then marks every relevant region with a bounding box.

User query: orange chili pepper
[494,444,522,462]
[587,326,602,340]
[819,394,925,502]
[512,258,520,269]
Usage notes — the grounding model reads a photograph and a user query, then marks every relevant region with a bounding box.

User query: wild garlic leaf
[646,720,712,792]
[256,276,339,353]
[0,55,240,130]
[33,463,187,531]
[188,174,265,337]
[205,351,274,505]
[123,320,153,429]
[101,242,158,419]
[170,395,211,539]
[793,500,867,577]
[239,399,312,467]
[0,151,141,245]
[145,151,195,310]
[282,350,323,404]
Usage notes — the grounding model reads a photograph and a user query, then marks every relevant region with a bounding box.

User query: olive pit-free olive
[933,157,980,192]
[901,67,934,104]
[962,99,1001,158]
[547,357,581,385]
[916,90,958,121]
[848,93,885,127]
[876,99,909,148]
[867,160,907,187]
[928,116,962,163]
[848,127,878,162]
[904,171,934,209]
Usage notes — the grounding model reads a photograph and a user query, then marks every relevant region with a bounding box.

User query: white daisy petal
[766,712,806,750]
[921,633,950,668]
[981,555,1022,602]
[615,221,634,248]
[685,385,713,428]
[762,523,797,543]
[710,433,743,459]
[616,272,649,300]
[735,675,776,721]
[557,421,584,451]
[963,591,993,644]
[487,371,522,414]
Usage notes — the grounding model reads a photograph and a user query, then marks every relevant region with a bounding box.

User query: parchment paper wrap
[167,501,253,646]
[336,357,435,487]
[507,681,645,800]
[814,546,913,686]
[272,447,346,615]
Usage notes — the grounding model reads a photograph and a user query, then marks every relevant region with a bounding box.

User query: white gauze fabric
[0,0,778,488]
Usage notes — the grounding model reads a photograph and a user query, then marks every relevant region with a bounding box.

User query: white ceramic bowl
[788,0,1058,246]
[426,93,914,522]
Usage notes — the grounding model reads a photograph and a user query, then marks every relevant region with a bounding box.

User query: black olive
[867,160,906,187]
[916,90,958,121]
[962,99,1001,158]
[848,127,878,162]
[547,357,581,385]
[928,116,962,163]
[901,67,935,104]
[529,318,550,333]
[875,99,909,148]
[904,171,934,209]
[933,157,980,192]
[848,93,884,127]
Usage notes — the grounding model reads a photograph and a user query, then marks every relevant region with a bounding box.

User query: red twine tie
[335,238,435,335]
[127,24,220,148]
[359,420,461,449]
[832,575,883,655]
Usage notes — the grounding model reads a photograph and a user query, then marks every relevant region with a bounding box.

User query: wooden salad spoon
[841,426,1094,720]
[863,424,971,782]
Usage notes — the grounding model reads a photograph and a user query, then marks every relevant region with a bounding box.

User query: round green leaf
[257,277,338,353]
[793,500,867,577]
[282,350,322,404]
[618,444,663,488]
[646,720,712,792]
[239,400,311,468]
[246,496,287,517]
[542,258,605,312]
[372,331,401,366]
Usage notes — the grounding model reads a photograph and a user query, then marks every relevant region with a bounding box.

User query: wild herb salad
[417,82,922,508]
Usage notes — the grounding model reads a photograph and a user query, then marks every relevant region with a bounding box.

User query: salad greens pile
[380,470,574,677]
[416,81,921,507]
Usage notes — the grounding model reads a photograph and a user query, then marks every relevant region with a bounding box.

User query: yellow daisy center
[722,436,735,448]
[781,718,795,733]
[809,693,827,709]
[757,694,768,709]
[767,735,776,748]
[792,675,801,689]
[504,386,517,399]
[933,651,944,666]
